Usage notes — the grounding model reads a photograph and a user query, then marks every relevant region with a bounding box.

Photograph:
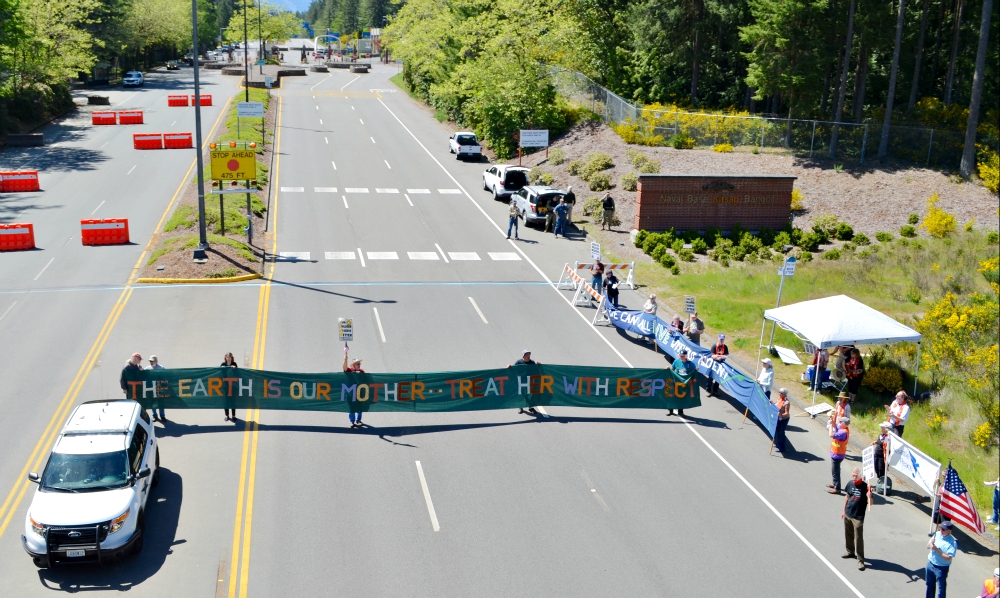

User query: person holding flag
[938,463,987,535]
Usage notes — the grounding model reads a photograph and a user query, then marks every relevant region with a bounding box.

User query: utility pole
[243,0,250,102]
[191,0,209,261]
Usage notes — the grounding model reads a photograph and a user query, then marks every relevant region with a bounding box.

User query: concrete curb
[135,273,262,284]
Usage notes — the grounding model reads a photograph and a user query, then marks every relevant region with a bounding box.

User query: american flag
[939,465,986,534]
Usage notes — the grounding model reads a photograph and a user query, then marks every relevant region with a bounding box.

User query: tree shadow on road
[35,468,183,591]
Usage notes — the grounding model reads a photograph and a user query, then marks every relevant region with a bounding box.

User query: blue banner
[608,307,778,437]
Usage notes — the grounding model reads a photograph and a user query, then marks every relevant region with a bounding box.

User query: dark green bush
[670,264,681,275]
[651,244,668,261]
[691,237,708,254]
[834,222,855,241]
[772,231,791,249]
[900,225,917,238]
[908,214,920,225]
[758,228,776,246]
[875,231,894,243]
[634,230,649,247]
[678,249,695,262]
[823,249,842,260]
[671,238,685,253]
[986,231,999,244]
[798,232,824,252]
[854,232,871,246]
[659,253,676,268]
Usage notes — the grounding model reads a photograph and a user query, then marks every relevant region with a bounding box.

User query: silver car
[512,186,566,227]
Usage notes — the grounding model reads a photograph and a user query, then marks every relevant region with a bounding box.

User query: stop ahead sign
[210,149,257,181]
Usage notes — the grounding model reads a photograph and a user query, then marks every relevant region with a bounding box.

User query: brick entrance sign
[635,174,796,232]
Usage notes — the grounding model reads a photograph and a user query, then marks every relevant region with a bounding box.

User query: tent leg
[812,357,821,406]
[913,342,921,396]
[755,319,767,379]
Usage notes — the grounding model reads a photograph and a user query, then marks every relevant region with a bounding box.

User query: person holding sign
[605,271,620,307]
[841,466,872,571]
[343,346,365,428]
[771,388,791,452]
[828,413,850,494]
[667,349,696,417]
[590,260,604,295]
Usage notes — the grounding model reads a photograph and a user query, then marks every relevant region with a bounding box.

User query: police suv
[22,400,159,567]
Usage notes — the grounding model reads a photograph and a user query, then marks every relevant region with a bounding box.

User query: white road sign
[862,445,876,482]
[264,76,274,88]
[237,101,265,118]
[590,241,601,261]
[519,129,549,148]
[338,317,353,341]
[684,295,696,314]
[779,256,797,277]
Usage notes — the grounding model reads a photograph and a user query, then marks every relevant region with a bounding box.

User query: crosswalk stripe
[407,189,430,194]
[278,252,310,261]
[315,187,338,192]
[438,189,461,194]
[407,252,439,260]
[325,252,355,259]
[345,188,369,193]
[280,187,304,192]
[488,252,521,261]
[366,252,398,260]
[376,188,399,193]
[448,252,481,260]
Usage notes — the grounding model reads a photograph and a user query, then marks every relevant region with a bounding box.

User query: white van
[22,400,159,567]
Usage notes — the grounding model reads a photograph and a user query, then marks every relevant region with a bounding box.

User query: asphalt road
[0,63,994,597]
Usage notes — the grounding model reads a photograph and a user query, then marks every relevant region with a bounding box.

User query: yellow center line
[0,96,233,539]
[229,94,281,598]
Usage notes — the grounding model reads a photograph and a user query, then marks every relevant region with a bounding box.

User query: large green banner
[122,365,700,412]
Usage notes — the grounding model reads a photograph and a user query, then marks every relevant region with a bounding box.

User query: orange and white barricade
[91,111,117,125]
[558,264,611,325]
[190,94,212,106]
[163,132,193,149]
[572,261,635,289]
[117,110,144,125]
[81,219,129,245]
[133,133,163,150]
[167,95,189,107]
[0,171,41,192]
[0,223,35,251]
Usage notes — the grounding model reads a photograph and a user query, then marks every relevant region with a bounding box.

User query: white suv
[22,400,159,568]
[122,71,144,87]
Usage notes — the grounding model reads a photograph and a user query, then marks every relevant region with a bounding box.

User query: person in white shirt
[885,391,910,437]
[641,295,657,344]
[145,355,166,421]
[758,358,774,399]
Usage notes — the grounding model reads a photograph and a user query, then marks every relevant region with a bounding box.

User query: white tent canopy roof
[763,295,921,350]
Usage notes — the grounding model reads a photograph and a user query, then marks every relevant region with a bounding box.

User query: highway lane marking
[0,281,555,297]
[331,160,337,170]
[488,252,521,261]
[90,200,105,215]
[682,420,865,597]
[376,188,398,193]
[370,136,375,143]
[468,297,488,324]
[341,75,360,90]
[343,196,349,208]
[372,307,387,342]
[115,92,137,107]
[127,164,137,175]
[325,252,355,259]
[0,301,15,322]
[449,252,480,260]
[319,119,323,124]
[100,141,109,148]
[352,106,355,110]
[280,187,304,192]
[359,119,364,124]
[408,188,430,193]
[438,189,461,194]
[309,74,332,90]
[374,96,635,367]
[535,405,551,418]
[384,159,390,169]
[325,137,329,144]
[367,252,398,259]
[345,187,369,193]
[315,187,337,192]
[581,470,609,511]
[415,461,440,532]
[315,105,319,110]
[33,258,55,280]
[278,252,310,261]
[171,120,176,127]
[434,243,449,263]
[405,193,413,206]
[357,248,366,267]
[408,252,439,260]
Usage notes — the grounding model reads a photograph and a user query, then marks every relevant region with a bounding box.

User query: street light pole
[257,0,264,74]
[243,0,250,102]
[191,0,209,261]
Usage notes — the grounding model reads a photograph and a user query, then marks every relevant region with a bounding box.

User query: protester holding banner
[771,388,791,452]
[668,350,696,417]
[669,315,683,333]
[925,520,957,598]
[757,358,774,399]
[146,356,166,421]
[120,353,142,395]
[605,272,620,307]
[221,352,239,421]
[709,335,729,396]
[841,466,872,571]
[828,413,850,494]
[886,391,911,437]
[684,312,705,346]
[511,350,540,416]
[343,347,365,428]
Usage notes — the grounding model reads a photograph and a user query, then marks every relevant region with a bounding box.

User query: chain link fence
[551,66,968,167]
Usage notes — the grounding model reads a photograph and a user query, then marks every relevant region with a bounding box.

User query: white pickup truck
[448,132,482,161]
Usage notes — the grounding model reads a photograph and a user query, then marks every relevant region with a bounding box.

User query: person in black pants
[222,352,238,421]
[605,271,620,308]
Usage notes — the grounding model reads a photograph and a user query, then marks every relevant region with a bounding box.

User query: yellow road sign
[210,150,257,181]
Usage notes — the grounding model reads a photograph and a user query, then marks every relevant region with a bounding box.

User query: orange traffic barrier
[0,223,35,251]
[81,219,130,246]
[163,132,193,149]
[190,94,212,106]
[0,171,41,192]
[117,110,144,125]
[167,95,189,107]
[133,133,163,150]
[92,111,117,125]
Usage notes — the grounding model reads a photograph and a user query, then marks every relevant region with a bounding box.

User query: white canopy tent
[757,295,922,403]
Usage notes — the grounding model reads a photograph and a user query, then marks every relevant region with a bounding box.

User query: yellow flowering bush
[712,143,734,153]
[978,147,999,194]
[790,189,804,211]
[925,408,949,432]
[920,192,957,238]
[863,366,903,393]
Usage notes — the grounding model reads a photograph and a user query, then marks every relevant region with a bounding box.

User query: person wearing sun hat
[925,520,957,598]
[757,357,774,399]
[343,345,366,428]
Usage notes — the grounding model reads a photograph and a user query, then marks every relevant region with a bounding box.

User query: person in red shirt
[708,334,729,396]
[343,345,365,428]
[845,348,865,403]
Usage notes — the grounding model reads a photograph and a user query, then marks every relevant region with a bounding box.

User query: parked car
[511,186,567,227]
[122,71,144,87]
[448,132,482,161]
[22,400,159,568]
[482,165,529,201]
[165,60,179,70]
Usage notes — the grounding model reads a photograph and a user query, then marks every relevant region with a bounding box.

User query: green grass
[218,88,271,150]
[390,71,422,102]
[146,247,170,265]
[163,205,197,232]
[158,234,257,267]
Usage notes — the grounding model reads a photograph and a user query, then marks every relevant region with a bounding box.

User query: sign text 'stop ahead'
[209,150,257,181]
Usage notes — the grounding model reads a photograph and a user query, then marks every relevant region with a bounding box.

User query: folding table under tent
[757,295,923,404]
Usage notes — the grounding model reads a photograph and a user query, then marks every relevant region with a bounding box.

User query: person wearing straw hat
[835,391,852,423]
[827,412,850,494]
[343,345,366,428]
